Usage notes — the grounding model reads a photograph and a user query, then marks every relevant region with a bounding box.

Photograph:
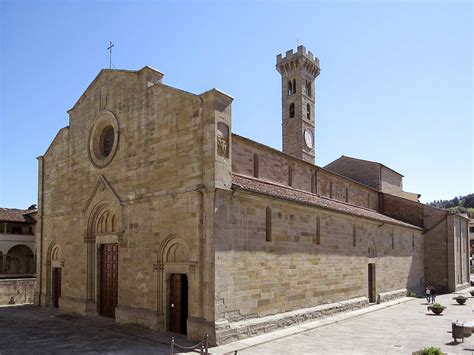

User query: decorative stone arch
[156,235,197,331]
[158,235,191,264]
[6,244,34,274]
[86,201,121,236]
[368,238,377,259]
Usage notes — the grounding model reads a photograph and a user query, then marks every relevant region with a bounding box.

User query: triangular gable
[68,66,164,113]
[83,175,122,213]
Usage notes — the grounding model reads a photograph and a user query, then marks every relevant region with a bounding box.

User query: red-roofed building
[0,207,36,276]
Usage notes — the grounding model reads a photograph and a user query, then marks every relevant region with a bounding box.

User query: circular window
[100,126,115,157]
[88,111,119,168]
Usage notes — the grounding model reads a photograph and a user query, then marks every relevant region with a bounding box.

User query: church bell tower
[276,45,320,164]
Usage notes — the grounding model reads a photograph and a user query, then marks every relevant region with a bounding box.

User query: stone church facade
[35,46,470,345]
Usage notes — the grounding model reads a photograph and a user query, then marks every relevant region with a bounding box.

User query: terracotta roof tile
[231,174,421,230]
[0,208,37,223]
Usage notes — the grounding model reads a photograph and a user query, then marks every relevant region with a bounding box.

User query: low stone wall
[0,278,36,305]
[377,289,407,304]
[215,297,368,345]
[455,282,470,292]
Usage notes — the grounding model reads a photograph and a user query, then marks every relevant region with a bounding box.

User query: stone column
[85,235,97,315]
[1,255,6,274]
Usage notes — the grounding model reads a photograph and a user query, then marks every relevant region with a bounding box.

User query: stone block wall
[324,157,381,190]
[0,278,35,305]
[232,135,378,211]
[448,214,470,291]
[213,188,423,344]
[380,193,424,228]
[423,216,448,292]
[380,166,403,197]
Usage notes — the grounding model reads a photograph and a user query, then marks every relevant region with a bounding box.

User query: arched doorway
[46,244,63,308]
[86,203,121,319]
[157,236,195,335]
[367,239,377,303]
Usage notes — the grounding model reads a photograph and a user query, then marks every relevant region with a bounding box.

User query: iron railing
[170,333,208,354]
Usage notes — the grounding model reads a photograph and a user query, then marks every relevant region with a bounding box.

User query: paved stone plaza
[0,304,182,353]
[2,289,474,354]
[212,289,474,354]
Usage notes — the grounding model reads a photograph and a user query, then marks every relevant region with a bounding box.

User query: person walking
[429,285,437,304]
[425,285,431,303]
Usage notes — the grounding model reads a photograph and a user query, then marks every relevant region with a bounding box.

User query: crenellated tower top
[276,45,320,78]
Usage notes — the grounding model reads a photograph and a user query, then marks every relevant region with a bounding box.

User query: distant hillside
[428,194,474,218]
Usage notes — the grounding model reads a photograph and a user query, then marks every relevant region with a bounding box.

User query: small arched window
[293,79,296,94]
[287,81,293,96]
[306,80,311,96]
[307,104,311,120]
[253,153,259,178]
[265,206,272,242]
[289,103,295,118]
[288,166,293,186]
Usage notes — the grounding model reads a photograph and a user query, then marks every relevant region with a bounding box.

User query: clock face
[304,129,313,149]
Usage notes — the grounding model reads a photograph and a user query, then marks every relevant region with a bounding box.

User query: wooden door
[52,268,61,308]
[368,263,376,303]
[169,274,188,334]
[99,243,118,318]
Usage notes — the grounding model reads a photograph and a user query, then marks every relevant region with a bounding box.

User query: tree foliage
[428,194,474,218]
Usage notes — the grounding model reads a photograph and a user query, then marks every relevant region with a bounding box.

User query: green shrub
[421,346,442,355]
[431,303,443,308]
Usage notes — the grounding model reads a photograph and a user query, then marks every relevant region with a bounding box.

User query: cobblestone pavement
[0,305,189,354]
[213,289,474,355]
[3,290,474,354]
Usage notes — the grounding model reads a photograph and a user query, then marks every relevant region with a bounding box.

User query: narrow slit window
[288,81,293,96]
[412,234,415,251]
[315,216,320,245]
[314,171,318,194]
[307,104,311,120]
[353,223,356,247]
[289,103,295,118]
[265,206,272,242]
[293,79,296,94]
[253,153,259,178]
[288,166,293,186]
[391,232,395,250]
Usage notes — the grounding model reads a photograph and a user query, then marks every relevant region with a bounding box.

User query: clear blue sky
[0,0,472,208]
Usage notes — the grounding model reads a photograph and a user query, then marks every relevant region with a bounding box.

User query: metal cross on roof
[107,41,114,69]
